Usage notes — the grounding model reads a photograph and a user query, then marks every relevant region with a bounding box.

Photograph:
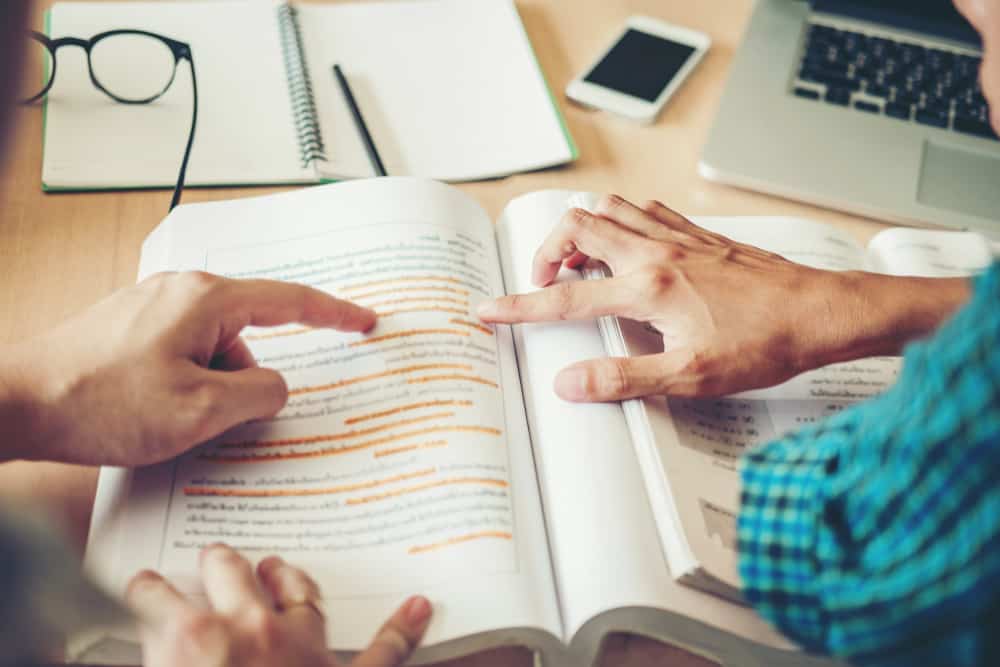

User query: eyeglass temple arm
[170,52,198,212]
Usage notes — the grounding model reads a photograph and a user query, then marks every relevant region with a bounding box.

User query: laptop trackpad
[918,141,1000,221]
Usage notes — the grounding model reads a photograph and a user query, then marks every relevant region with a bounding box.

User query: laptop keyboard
[794,22,999,142]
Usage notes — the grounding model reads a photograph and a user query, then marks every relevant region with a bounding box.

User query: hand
[477,195,970,401]
[127,544,432,667]
[0,272,375,466]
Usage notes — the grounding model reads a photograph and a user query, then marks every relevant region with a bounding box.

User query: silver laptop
[700,0,1000,237]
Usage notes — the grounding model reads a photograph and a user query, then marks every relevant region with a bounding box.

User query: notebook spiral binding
[277,4,327,167]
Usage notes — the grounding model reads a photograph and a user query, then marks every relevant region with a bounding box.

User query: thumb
[192,367,289,441]
[351,595,432,667]
[553,351,698,402]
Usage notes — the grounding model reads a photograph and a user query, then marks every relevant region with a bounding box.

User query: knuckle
[243,605,280,642]
[640,267,675,297]
[651,242,685,263]
[596,193,624,215]
[176,270,221,295]
[125,570,162,600]
[171,610,222,647]
[261,369,289,406]
[374,624,414,662]
[550,282,577,319]
[285,566,319,593]
[506,293,525,314]
[596,359,631,399]
[565,207,592,231]
[641,199,665,213]
[182,378,227,439]
[683,353,715,395]
[142,271,176,290]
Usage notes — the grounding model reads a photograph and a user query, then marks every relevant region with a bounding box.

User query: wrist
[790,270,972,372]
[0,341,64,462]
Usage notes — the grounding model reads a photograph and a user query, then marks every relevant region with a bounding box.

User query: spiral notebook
[41,0,578,190]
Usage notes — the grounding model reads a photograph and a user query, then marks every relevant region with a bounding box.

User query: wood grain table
[0,1,888,664]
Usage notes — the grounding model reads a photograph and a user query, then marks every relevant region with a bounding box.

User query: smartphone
[566,16,710,124]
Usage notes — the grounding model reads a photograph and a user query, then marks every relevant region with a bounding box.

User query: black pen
[333,64,388,177]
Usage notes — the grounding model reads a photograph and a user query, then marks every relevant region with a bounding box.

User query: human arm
[478,195,971,400]
[0,271,375,466]
[128,543,431,667]
[738,262,1000,666]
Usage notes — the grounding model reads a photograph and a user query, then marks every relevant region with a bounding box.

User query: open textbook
[74,178,993,667]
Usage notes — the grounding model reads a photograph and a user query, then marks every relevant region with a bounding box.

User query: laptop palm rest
[918,141,1000,222]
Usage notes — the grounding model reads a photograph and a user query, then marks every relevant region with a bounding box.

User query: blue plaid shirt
[739,262,1000,667]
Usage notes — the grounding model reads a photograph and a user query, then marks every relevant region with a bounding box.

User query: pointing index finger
[478,276,638,324]
[223,279,376,333]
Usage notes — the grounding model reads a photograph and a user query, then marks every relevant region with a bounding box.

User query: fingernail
[404,595,432,626]
[554,367,587,401]
[200,542,228,563]
[257,555,283,575]
[476,300,498,319]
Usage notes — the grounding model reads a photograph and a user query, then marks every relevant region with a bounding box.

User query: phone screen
[583,29,697,102]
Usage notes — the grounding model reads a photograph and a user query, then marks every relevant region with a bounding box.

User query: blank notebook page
[43,1,313,189]
[300,0,575,181]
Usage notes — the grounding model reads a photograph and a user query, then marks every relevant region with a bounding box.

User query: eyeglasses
[20,29,198,212]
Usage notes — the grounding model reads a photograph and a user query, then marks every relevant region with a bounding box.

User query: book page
[298,0,574,181]
[89,179,561,651]
[495,191,792,649]
[44,1,314,189]
[865,227,997,277]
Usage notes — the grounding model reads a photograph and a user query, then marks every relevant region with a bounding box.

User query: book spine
[277,4,326,167]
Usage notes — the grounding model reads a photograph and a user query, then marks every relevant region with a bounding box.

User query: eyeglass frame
[21,29,198,211]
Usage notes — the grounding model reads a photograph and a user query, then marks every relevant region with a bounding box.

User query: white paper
[90,179,561,650]
[298,0,573,181]
[865,227,996,277]
[44,1,314,188]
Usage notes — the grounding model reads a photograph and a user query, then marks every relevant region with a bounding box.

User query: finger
[125,570,194,629]
[564,250,589,270]
[212,336,258,371]
[221,279,377,333]
[188,367,288,441]
[642,200,728,244]
[352,596,433,667]
[639,199,688,226]
[593,194,676,240]
[532,208,643,287]
[477,276,639,324]
[257,556,325,637]
[199,543,270,617]
[553,351,701,402]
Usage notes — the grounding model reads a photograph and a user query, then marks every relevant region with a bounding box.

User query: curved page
[87,178,561,652]
[495,191,789,648]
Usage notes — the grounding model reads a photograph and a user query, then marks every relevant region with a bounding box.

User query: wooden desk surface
[0,1,888,665]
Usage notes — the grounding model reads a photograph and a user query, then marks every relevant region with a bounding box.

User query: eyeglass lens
[91,34,178,103]
[21,33,178,104]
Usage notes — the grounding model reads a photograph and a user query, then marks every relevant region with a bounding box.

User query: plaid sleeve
[738,262,1000,667]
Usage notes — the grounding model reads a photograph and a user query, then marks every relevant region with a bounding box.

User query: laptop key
[954,117,1000,141]
[865,83,889,99]
[796,22,988,139]
[884,103,911,120]
[915,109,948,128]
[825,88,852,106]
